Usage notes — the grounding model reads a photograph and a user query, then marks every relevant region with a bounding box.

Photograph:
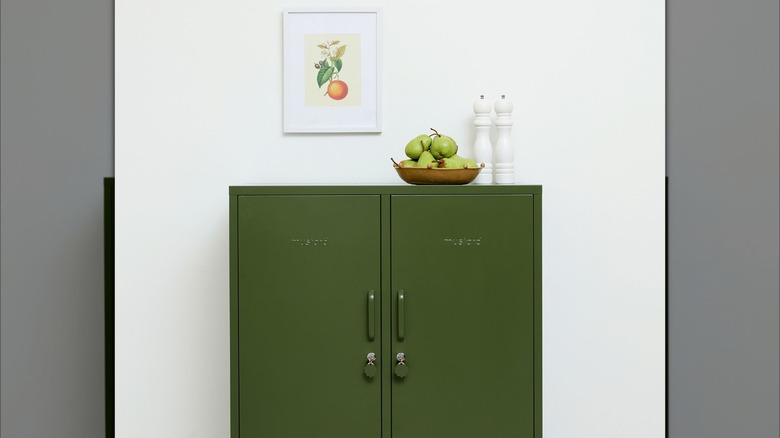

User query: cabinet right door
[390,194,536,437]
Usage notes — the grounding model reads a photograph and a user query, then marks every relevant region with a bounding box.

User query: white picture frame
[283,8,382,133]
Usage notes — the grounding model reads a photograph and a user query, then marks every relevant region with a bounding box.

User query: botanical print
[316,40,348,100]
[304,34,361,107]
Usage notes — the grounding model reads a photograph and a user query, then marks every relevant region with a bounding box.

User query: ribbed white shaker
[472,95,493,184]
[493,94,514,184]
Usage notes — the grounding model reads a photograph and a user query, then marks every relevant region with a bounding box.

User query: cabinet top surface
[229,185,542,196]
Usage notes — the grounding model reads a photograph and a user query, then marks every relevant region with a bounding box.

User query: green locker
[230,186,542,437]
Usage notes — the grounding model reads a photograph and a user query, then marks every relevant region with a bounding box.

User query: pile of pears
[398,128,481,169]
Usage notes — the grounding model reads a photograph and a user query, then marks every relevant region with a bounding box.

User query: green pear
[429,128,458,159]
[416,150,438,168]
[404,135,432,160]
[439,154,468,169]
[399,159,417,168]
[464,158,479,168]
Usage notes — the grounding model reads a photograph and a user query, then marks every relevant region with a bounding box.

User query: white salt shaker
[472,95,493,184]
[493,94,514,184]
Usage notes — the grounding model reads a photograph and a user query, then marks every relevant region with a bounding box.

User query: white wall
[115,0,664,436]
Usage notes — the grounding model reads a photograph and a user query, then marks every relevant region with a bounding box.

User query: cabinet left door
[236,195,382,437]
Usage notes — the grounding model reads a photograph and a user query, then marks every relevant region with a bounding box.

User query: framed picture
[283,8,382,133]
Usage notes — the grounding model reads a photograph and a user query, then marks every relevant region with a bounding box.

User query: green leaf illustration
[333,58,343,72]
[334,45,347,59]
[317,66,334,88]
[320,58,330,69]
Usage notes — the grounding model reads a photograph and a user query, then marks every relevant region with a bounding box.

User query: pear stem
[429,128,441,137]
[390,157,400,167]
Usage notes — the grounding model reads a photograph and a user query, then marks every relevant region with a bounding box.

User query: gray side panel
[667,0,780,436]
[1,0,114,436]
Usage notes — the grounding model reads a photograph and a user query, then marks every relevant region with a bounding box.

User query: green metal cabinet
[230,186,542,438]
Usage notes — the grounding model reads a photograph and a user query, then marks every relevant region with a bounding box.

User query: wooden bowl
[392,161,484,185]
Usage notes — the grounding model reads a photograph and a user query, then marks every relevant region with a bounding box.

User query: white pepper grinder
[472,95,493,184]
[493,94,514,184]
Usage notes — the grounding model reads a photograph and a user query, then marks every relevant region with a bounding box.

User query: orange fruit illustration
[327,80,348,100]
